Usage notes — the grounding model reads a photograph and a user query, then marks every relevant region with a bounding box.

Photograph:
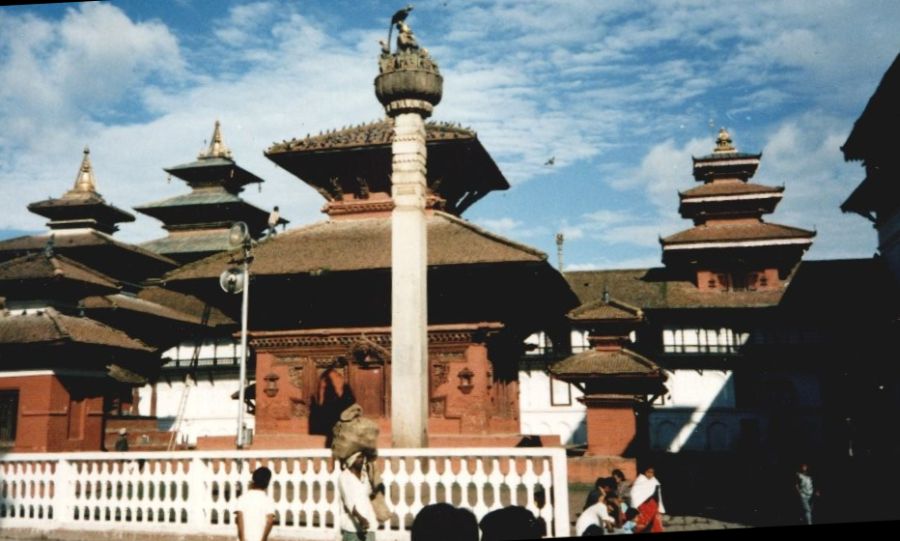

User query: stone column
[374,14,443,447]
[389,107,430,447]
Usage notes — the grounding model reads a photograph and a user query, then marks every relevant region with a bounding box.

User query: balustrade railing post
[53,458,76,530]
[550,449,570,538]
[188,456,209,529]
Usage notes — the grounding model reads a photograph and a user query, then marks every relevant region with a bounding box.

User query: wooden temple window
[550,376,572,406]
[0,390,18,446]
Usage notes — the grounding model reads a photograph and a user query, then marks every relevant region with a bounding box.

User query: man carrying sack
[334,403,392,539]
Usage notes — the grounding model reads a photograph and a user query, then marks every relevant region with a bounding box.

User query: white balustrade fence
[0,448,570,540]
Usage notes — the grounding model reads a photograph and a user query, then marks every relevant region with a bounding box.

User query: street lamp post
[221,221,253,448]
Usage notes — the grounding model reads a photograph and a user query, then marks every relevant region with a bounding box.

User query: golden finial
[714,127,736,153]
[73,146,97,192]
[199,120,233,159]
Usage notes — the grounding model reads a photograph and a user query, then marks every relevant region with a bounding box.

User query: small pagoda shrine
[27,147,135,236]
[551,292,666,473]
[135,121,287,263]
[0,149,177,286]
[662,129,815,291]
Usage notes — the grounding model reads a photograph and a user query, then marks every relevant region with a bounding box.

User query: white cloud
[473,216,549,240]
[610,137,710,211]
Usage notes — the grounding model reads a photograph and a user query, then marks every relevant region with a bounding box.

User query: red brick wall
[1,374,105,452]
[585,405,636,456]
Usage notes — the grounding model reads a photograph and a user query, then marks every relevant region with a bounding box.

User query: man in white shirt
[233,467,276,541]
[339,451,377,541]
[574,499,616,536]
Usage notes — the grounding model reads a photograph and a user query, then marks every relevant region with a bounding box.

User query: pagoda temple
[0,149,225,452]
[662,128,815,291]
[156,114,578,448]
[0,148,177,286]
[135,121,287,263]
[550,292,666,475]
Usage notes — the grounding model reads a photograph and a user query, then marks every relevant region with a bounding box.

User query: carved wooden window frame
[549,376,572,407]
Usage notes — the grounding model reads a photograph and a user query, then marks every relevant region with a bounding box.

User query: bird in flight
[544,156,555,166]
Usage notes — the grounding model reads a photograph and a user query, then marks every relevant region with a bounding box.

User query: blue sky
[1,0,898,270]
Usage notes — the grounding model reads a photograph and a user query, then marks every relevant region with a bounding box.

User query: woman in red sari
[630,466,665,533]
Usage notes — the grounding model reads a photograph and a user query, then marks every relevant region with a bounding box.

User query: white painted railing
[0,448,569,540]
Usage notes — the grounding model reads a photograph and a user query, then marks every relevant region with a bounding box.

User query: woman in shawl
[630,466,665,533]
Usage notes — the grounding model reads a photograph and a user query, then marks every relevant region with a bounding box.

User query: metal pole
[236,247,250,448]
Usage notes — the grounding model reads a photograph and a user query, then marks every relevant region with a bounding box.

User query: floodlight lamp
[219,267,244,294]
[229,221,250,247]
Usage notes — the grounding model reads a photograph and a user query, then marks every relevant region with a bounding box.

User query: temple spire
[72,146,97,193]
[199,120,233,159]
[714,127,736,153]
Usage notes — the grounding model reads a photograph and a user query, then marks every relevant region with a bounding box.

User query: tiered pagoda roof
[552,294,665,395]
[265,118,508,216]
[159,210,578,331]
[0,308,152,353]
[27,147,135,235]
[0,150,178,285]
[662,129,814,272]
[135,121,286,263]
[0,251,119,301]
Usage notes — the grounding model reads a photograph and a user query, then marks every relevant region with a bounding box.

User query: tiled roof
[27,193,135,223]
[680,181,783,199]
[141,229,236,256]
[0,308,153,351]
[0,252,119,292]
[567,298,642,321]
[692,151,761,163]
[266,119,477,154]
[564,258,899,312]
[81,293,205,326]
[662,222,815,246]
[163,157,265,191]
[564,267,786,310]
[0,231,177,267]
[165,211,547,281]
[136,286,234,326]
[550,348,660,377]
[135,189,246,209]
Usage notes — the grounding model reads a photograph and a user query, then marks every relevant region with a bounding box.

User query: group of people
[234,370,671,540]
[575,466,665,536]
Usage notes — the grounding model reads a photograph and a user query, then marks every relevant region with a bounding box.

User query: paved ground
[567,483,752,533]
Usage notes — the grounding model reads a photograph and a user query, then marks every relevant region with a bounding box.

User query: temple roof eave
[163,158,264,189]
[161,211,548,282]
[549,348,664,379]
[661,222,816,247]
[27,198,136,225]
[0,308,154,352]
[0,252,121,295]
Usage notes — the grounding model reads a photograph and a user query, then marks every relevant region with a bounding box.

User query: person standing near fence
[794,462,818,525]
[233,467,276,541]
[339,451,378,541]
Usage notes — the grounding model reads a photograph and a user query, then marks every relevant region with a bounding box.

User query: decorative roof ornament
[72,146,98,193]
[714,127,736,153]
[375,5,443,117]
[198,120,233,160]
